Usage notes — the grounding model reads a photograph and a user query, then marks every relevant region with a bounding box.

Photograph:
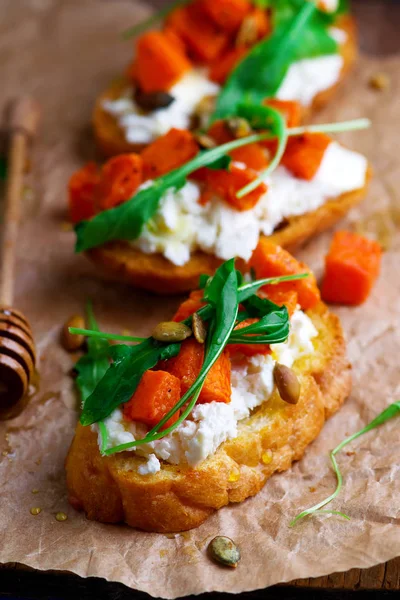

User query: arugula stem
[289,401,400,527]
[99,421,109,454]
[121,0,190,39]
[237,118,371,198]
[237,272,309,302]
[288,118,371,137]
[69,327,146,344]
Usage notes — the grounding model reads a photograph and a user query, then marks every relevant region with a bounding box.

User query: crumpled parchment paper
[0,0,399,597]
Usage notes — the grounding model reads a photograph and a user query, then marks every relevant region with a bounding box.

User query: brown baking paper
[0,0,399,597]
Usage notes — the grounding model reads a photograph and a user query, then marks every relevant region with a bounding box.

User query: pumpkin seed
[236,14,258,48]
[193,95,216,129]
[193,132,217,150]
[192,313,207,344]
[369,72,390,91]
[61,315,85,352]
[226,117,252,139]
[273,363,301,405]
[134,89,175,111]
[208,536,241,568]
[152,321,192,343]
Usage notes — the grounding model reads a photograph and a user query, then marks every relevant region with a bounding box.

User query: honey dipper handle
[0,98,40,306]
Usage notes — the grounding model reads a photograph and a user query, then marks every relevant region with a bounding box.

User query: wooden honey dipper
[0,97,40,419]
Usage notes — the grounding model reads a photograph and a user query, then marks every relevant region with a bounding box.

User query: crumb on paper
[369,72,390,90]
[60,221,73,232]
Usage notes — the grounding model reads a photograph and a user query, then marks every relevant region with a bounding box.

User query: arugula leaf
[230,295,290,345]
[205,154,232,171]
[212,2,317,121]
[121,0,190,39]
[74,302,110,405]
[290,401,400,527]
[80,339,181,426]
[199,274,210,289]
[271,0,347,28]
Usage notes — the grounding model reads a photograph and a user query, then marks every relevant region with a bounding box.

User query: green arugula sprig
[75,115,370,253]
[121,0,190,40]
[74,301,110,404]
[290,401,400,526]
[213,2,321,121]
[73,265,309,454]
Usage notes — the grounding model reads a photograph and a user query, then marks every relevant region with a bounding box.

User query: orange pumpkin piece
[206,121,269,170]
[96,154,143,211]
[132,31,191,93]
[281,133,332,181]
[321,231,382,306]
[226,318,271,358]
[164,338,231,404]
[192,165,267,211]
[123,370,181,430]
[68,162,100,223]
[198,0,252,33]
[209,47,248,84]
[172,290,206,322]
[230,143,269,171]
[263,99,302,128]
[208,120,233,145]
[259,287,298,317]
[141,128,199,179]
[165,5,229,63]
[249,238,320,310]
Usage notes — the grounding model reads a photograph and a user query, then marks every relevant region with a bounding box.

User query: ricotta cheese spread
[276,54,344,107]
[95,309,318,474]
[133,142,368,266]
[102,69,220,145]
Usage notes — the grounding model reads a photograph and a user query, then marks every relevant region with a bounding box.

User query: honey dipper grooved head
[0,306,36,420]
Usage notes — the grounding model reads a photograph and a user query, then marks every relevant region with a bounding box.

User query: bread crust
[65,302,351,532]
[93,16,357,158]
[85,167,371,295]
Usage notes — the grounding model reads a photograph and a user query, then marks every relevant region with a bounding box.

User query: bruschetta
[69,113,371,294]
[65,249,351,532]
[93,0,357,157]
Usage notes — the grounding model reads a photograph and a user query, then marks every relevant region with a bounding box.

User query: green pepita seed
[152,321,192,343]
[226,117,252,139]
[208,536,241,568]
[193,132,217,150]
[273,363,301,405]
[134,89,175,111]
[192,313,207,344]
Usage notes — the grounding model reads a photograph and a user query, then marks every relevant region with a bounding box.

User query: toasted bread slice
[65,302,351,532]
[85,167,371,295]
[93,15,357,158]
